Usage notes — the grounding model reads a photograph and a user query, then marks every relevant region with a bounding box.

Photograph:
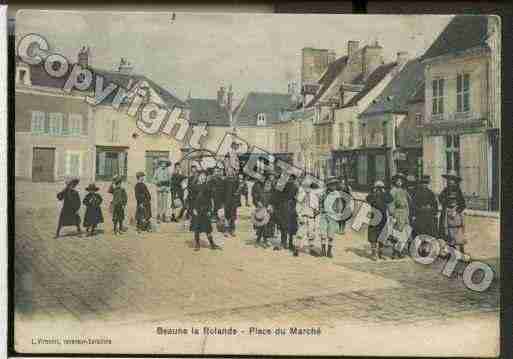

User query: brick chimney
[327,50,336,65]
[217,86,226,107]
[347,40,359,58]
[78,46,90,67]
[226,85,234,112]
[362,40,383,80]
[118,57,133,75]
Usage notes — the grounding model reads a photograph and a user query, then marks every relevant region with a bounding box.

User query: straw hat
[85,183,100,192]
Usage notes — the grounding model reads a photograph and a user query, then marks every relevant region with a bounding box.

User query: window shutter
[64,151,70,176]
[82,115,88,135]
[62,114,69,136]
[98,152,106,176]
[119,152,127,177]
[460,134,480,197]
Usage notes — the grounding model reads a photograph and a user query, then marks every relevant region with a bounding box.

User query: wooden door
[32,147,55,182]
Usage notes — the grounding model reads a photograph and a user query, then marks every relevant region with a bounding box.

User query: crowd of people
[54,143,467,261]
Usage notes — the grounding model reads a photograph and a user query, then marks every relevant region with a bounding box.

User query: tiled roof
[279,107,315,123]
[234,92,295,127]
[422,15,489,60]
[305,55,348,107]
[343,62,398,108]
[187,98,231,126]
[18,60,186,109]
[360,59,425,117]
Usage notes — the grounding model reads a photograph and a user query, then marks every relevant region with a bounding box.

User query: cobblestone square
[13,181,500,355]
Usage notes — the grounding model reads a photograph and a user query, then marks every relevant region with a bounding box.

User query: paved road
[14,181,499,327]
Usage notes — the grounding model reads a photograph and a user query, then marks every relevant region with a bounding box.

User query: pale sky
[17,11,453,102]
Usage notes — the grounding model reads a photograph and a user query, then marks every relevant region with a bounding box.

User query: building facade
[421,15,500,210]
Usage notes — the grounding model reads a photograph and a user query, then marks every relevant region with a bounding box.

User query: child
[252,177,274,248]
[191,170,220,251]
[83,183,104,236]
[111,178,127,235]
[135,171,152,232]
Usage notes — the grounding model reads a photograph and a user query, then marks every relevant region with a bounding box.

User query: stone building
[421,15,500,210]
[15,47,187,183]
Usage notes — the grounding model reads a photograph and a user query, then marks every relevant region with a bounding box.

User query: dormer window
[257,113,266,126]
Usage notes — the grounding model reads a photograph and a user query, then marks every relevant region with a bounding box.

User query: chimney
[362,40,383,80]
[226,85,234,112]
[118,57,133,74]
[78,46,90,67]
[347,40,359,58]
[396,51,409,65]
[217,86,226,107]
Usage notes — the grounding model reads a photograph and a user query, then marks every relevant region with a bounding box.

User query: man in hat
[318,176,342,258]
[366,180,393,260]
[439,170,466,253]
[153,158,172,223]
[55,177,82,238]
[223,147,241,237]
[135,171,152,232]
[209,166,226,221]
[83,183,104,236]
[170,162,187,222]
[190,170,221,251]
[389,173,411,259]
[185,164,199,220]
[412,175,438,238]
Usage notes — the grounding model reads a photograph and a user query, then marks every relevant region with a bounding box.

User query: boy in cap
[83,183,104,236]
[111,177,128,235]
[135,171,152,232]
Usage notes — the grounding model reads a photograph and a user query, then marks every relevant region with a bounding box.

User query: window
[432,78,444,115]
[96,148,127,181]
[415,112,423,126]
[68,113,83,136]
[19,70,26,83]
[256,113,266,126]
[315,127,320,145]
[338,123,345,147]
[65,151,81,177]
[361,124,367,146]
[348,121,354,147]
[48,113,63,136]
[146,151,170,180]
[31,111,46,134]
[445,134,460,175]
[456,73,470,113]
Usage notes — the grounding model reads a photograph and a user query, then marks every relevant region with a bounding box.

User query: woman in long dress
[55,178,82,238]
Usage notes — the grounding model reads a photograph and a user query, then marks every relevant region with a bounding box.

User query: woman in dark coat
[83,183,104,236]
[285,175,300,256]
[412,175,439,238]
[135,171,152,232]
[366,180,393,260]
[191,170,220,251]
[55,178,82,238]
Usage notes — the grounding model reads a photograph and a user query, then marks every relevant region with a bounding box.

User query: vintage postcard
[13,11,500,356]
